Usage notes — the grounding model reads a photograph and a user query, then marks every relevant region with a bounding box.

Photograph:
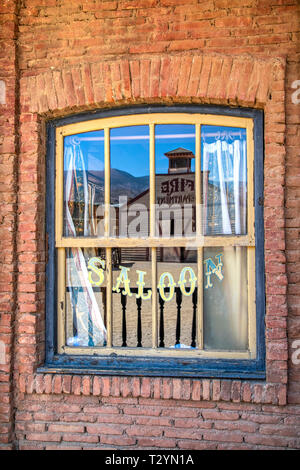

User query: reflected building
[64,146,245,261]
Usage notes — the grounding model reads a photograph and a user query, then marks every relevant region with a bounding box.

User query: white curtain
[203,137,248,350]
[202,138,246,235]
[65,141,107,347]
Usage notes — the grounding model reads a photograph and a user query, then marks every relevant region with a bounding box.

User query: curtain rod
[202,131,246,138]
[67,131,246,143]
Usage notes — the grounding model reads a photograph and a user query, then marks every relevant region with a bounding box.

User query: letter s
[88,257,105,286]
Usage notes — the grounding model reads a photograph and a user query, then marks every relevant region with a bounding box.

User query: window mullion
[195,123,204,350]
[149,124,158,348]
[247,120,256,357]
[151,247,158,349]
[55,128,64,242]
[248,246,256,357]
[106,247,113,348]
[149,123,155,238]
[104,127,113,347]
[57,247,66,354]
[247,120,255,244]
[149,124,157,349]
[104,127,110,238]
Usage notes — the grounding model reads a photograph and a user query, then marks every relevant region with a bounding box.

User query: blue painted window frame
[41,105,265,379]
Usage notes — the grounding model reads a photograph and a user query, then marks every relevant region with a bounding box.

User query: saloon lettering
[88,254,223,301]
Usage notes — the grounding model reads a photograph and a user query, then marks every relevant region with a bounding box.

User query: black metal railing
[113,287,198,349]
[68,286,198,348]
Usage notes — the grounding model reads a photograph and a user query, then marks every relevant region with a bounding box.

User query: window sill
[21,369,286,406]
[38,353,266,380]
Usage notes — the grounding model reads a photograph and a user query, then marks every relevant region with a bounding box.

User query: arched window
[45,105,265,378]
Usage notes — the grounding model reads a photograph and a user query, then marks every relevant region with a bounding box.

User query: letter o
[178,266,197,296]
[158,272,176,302]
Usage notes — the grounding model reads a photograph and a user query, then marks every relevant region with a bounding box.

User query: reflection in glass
[110,126,149,238]
[157,248,197,349]
[112,248,152,348]
[201,125,247,235]
[65,248,107,347]
[155,124,196,238]
[64,130,105,237]
[203,246,248,351]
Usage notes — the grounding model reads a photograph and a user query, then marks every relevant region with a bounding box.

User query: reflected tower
[164,147,195,174]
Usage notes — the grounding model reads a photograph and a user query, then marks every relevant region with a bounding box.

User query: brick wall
[0,0,19,450]
[0,0,299,450]
[15,394,300,450]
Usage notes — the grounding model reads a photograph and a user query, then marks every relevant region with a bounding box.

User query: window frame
[43,104,265,379]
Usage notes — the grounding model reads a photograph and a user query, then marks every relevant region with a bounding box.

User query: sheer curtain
[203,135,248,350]
[203,137,247,235]
[65,140,107,347]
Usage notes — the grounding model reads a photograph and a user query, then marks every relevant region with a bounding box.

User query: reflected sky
[63,125,247,183]
[64,125,198,177]
[111,126,149,177]
[155,124,195,175]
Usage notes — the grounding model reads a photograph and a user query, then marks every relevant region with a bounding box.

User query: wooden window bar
[56,113,256,359]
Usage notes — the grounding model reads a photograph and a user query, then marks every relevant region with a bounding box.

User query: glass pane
[64,130,104,237]
[203,246,248,351]
[157,247,198,349]
[112,248,152,348]
[65,248,107,347]
[201,125,247,235]
[110,126,149,238]
[155,124,196,238]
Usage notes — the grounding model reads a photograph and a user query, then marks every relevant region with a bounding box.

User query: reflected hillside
[64,168,149,204]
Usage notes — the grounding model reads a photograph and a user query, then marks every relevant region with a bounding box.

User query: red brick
[83,404,119,415]
[52,375,62,395]
[71,376,81,396]
[244,433,298,448]
[161,407,199,418]
[62,375,72,395]
[191,380,201,401]
[202,410,240,421]
[26,433,61,442]
[178,440,217,450]
[137,436,176,448]
[203,430,243,443]
[110,62,122,101]
[196,55,211,98]
[71,67,86,106]
[129,60,140,99]
[62,70,77,108]
[101,377,111,397]
[153,379,161,400]
[92,376,101,396]
[86,424,123,435]
[177,55,193,97]
[123,405,161,417]
[48,424,84,433]
[149,57,160,98]
[52,71,67,110]
[140,59,150,98]
[202,380,211,401]
[82,376,91,396]
[96,414,133,425]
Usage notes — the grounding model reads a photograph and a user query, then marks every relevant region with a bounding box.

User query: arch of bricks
[16,52,288,404]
